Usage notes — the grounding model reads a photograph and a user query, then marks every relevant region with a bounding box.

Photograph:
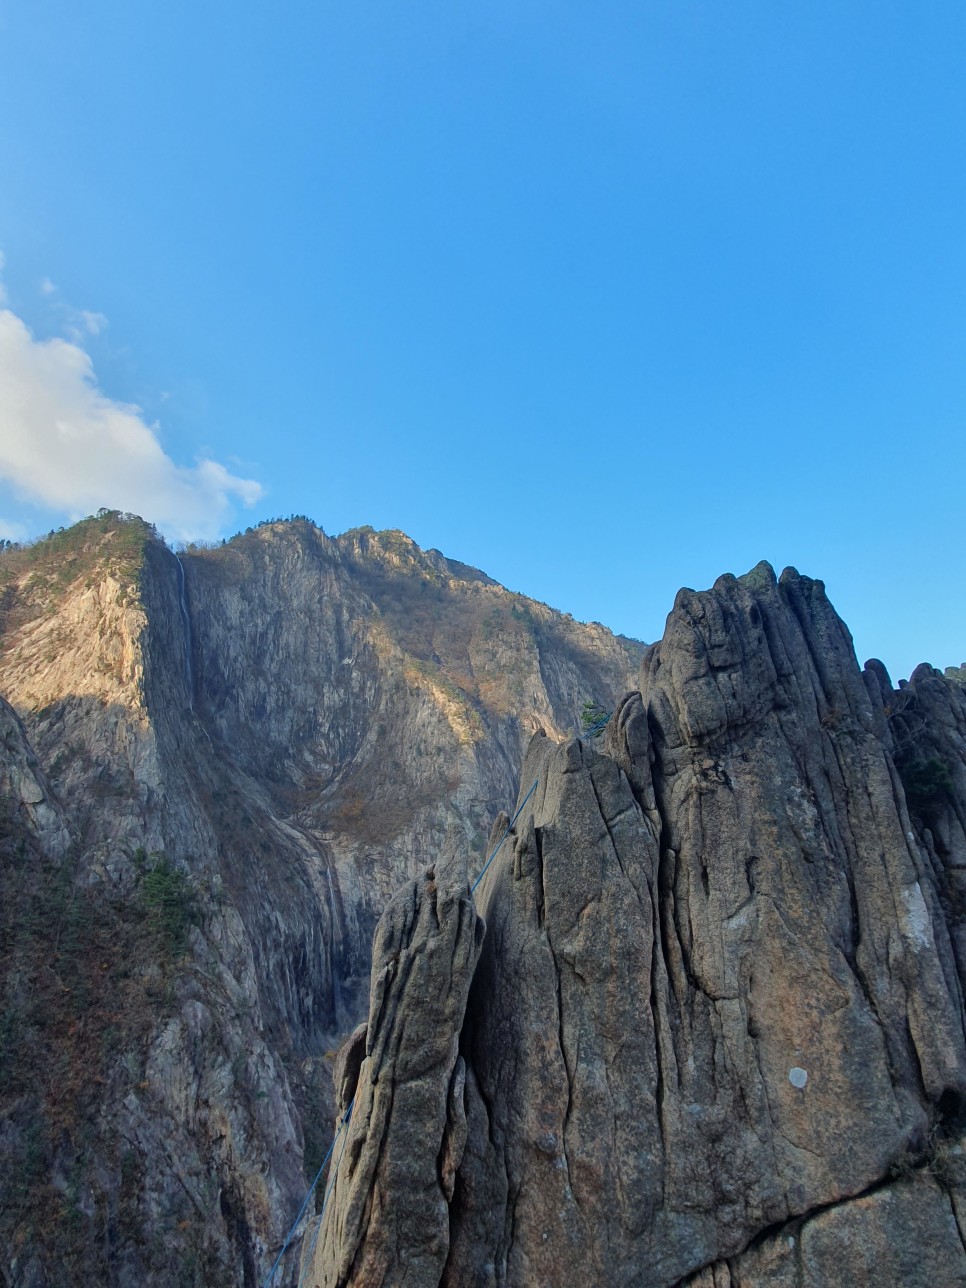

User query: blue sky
[0,2,964,681]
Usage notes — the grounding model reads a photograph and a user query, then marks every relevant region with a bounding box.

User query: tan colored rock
[6,523,966,1287]
[685,1162,966,1286]
[0,695,70,856]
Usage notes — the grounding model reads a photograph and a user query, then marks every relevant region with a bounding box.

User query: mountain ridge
[0,510,643,1287]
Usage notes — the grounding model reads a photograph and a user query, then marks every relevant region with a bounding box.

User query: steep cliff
[306,563,966,1288]
[0,512,641,1287]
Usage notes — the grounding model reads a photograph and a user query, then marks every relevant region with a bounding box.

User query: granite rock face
[0,695,71,859]
[307,563,966,1287]
[306,871,484,1287]
[0,514,639,1286]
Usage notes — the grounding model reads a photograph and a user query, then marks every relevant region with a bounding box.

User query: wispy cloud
[79,309,108,337]
[0,279,263,542]
[0,517,28,542]
[35,275,111,342]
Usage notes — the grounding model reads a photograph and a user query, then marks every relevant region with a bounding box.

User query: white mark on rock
[726,905,753,931]
[900,882,933,951]
[788,1067,808,1089]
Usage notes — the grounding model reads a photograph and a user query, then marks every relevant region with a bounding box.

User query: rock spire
[306,563,966,1287]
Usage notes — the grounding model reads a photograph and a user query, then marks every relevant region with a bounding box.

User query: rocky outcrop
[5,516,966,1286]
[681,1162,966,1287]
[0,694,71,859]
[306,563,966,1286]
[866,657,966,997]
[0,513,640,1287]
[306,871,484,1287]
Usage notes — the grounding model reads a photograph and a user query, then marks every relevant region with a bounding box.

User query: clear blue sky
[0,1,964,681]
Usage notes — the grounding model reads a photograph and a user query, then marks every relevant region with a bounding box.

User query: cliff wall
[0,513,640,1287]
[307,564,966,1288]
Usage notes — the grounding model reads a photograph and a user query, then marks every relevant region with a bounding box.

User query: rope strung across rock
[579,710,612,740]
[470,778,539,894]
[261,1097,355,1288]
[296,1096,356,1288]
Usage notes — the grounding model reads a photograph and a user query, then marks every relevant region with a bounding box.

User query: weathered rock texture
[0,513,640,1286]
[306,871,484,1287]
[306,562,966,1287]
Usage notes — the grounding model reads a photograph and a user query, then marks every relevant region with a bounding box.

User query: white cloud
[64,308,110,342]
[80,309,108,336]
[0,306,263,541]
[21,264,107,342]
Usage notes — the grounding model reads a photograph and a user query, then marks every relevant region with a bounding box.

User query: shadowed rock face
[307,563,966,1287]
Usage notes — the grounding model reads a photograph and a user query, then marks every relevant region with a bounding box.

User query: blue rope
[262,1099,354,1288]
[578,711,611,740]
[297,1097,355,1288]
[470,778,539,894]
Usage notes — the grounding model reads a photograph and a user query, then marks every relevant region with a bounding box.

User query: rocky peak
[306,562,966,1288]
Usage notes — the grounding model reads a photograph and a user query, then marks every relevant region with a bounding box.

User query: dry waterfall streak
[174,553,195,700]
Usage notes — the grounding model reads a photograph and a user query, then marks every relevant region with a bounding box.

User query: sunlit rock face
[307,564,966,1288]
[0,513,640,1287]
